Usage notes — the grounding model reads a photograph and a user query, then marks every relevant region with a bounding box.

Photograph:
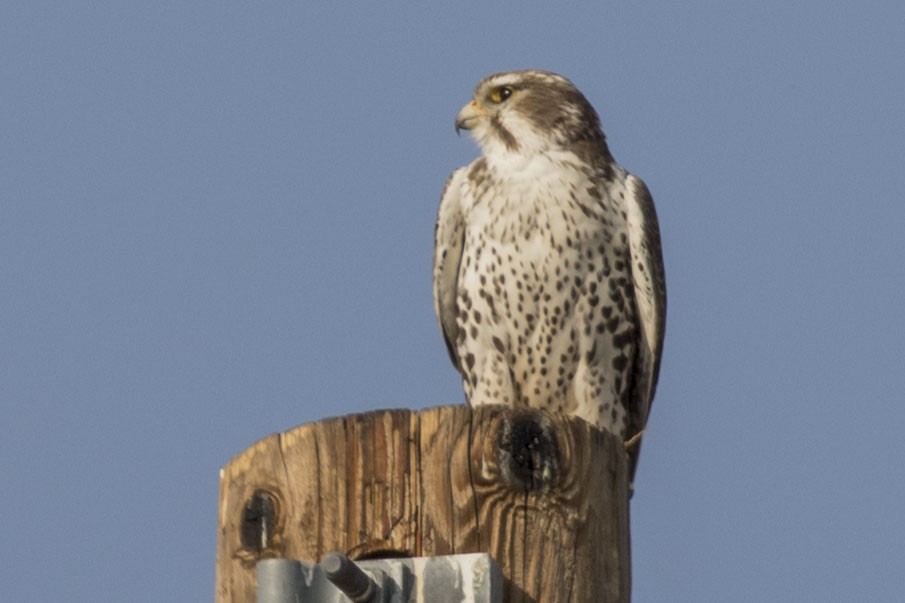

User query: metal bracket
[256,551,503,603]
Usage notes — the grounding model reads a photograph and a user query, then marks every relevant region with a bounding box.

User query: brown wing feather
[433,169,467,371]
[625,174,667,489]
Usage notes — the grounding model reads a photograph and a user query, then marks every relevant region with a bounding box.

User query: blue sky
[2,2,903,601]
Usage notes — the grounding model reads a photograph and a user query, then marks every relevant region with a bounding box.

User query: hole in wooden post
[497,411,560,491]
[354,549,412,561]
[240,489,278,552]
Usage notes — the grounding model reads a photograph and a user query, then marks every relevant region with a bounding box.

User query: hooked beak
[455,100,484,135]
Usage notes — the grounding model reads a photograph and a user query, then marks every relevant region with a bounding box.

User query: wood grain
[216,405,629,602]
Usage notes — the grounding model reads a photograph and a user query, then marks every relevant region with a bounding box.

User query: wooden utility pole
[216,405,630,602]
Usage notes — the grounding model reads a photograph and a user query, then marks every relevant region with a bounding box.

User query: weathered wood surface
[216,405,630,602]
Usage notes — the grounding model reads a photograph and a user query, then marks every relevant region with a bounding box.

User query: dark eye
[489,86,513,103]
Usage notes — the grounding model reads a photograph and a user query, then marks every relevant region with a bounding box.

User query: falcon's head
[455,70,612,166]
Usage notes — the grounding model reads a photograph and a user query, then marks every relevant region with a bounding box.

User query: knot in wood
[496,411,560,491]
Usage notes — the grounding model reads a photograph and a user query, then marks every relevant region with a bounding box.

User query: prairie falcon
[432,70,666,484]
